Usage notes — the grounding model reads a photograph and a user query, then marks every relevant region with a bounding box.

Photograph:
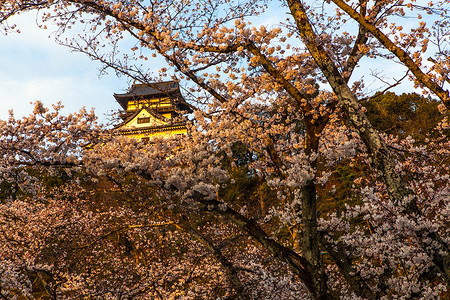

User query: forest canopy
[1,0,449,299]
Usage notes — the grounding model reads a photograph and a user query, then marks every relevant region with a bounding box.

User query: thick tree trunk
[286,0,450,285]
[286,0,407,204]
[301,179,319,267]
[301,178,330,299]
[300,122,330,298]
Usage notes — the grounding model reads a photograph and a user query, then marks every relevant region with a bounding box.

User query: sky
[0,10,278,124]
[0,12,129,124]
[0,5,427,125]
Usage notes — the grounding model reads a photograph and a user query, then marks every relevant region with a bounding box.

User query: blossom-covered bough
[1,0,449,299]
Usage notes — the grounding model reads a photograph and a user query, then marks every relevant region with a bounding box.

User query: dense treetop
[0,0,449,299]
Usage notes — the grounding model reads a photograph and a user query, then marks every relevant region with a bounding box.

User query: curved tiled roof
[114,81,191,112]
[114,81,179,99]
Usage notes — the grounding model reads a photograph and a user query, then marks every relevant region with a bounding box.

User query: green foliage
[0,178,16,201]
[362,92,444,140]
[28,168,72,188]
[319,160,368,217]
[219,141,276,219]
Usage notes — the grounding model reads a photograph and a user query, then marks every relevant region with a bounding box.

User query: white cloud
[0,12,128,124]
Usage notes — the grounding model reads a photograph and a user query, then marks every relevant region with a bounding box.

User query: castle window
[137,117,151,124]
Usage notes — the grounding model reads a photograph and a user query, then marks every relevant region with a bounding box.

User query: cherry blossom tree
[1,0,449,299]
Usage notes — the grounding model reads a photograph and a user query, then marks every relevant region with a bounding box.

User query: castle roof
[114,81,191,112]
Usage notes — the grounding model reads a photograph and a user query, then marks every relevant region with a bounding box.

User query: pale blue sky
[0,13,129,124]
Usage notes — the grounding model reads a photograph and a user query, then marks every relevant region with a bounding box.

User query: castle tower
[114,81,191,142]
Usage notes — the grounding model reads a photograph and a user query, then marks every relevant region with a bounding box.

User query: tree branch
[330,0,450,109]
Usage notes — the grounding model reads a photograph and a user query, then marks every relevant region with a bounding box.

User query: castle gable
[121,107,168,130]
